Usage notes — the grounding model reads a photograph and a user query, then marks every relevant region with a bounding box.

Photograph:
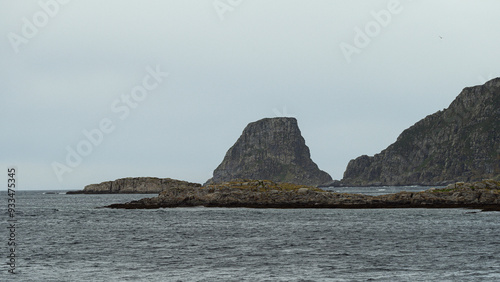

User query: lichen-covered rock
[67,177,201,194]
[205,117,332,186]
[342,78,500,186]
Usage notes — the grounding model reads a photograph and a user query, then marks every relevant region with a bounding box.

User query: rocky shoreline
[318,180,454,188]
[105,179,500,211]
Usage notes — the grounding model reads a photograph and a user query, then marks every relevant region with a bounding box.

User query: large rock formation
[342,78,500,186]
[205,117,332,186]
[67,177,201,194]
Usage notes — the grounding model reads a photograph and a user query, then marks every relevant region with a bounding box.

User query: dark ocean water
[1,189,499,282]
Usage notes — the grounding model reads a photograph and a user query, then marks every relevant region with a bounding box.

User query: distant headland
[339,77,500,186]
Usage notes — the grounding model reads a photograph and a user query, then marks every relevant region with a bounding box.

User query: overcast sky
[1,0,499,190]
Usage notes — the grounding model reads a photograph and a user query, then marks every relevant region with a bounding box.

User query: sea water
[1,189,499,281]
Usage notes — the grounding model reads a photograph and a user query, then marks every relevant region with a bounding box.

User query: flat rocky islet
[105,179,500,211]
[66,177,201,194]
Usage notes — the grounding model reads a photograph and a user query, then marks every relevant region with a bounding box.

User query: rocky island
[340,77,500,186]
[67,177,201,194]
[106,179,500,211]
[205,117,332,186]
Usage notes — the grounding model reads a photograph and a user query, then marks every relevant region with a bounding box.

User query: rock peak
[206,117,332,186]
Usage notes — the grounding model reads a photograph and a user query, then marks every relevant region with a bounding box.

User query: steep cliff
[341,78,500,186]
[206,117,332,186]
[67,177,201,194]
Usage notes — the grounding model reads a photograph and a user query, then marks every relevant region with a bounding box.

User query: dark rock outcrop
[106,179,500,211]
[66,177,201,194]
[205,117,332,186]
[341,78,500,186]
